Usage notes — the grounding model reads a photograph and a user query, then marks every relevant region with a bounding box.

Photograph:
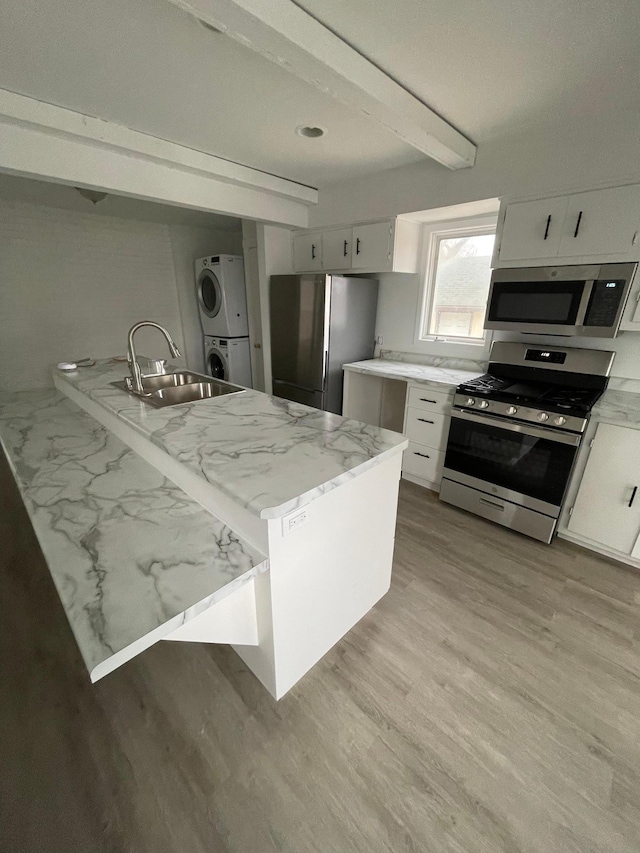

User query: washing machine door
[207,347,228,381]
[197,269,223,318]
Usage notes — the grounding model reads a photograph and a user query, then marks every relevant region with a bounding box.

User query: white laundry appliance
[195,255,249,337]
[204,335,252,388]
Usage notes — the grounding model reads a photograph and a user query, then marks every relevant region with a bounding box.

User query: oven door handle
[451,408,581,446]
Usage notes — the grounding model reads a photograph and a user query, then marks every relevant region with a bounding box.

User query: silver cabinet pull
[417,418,434,424]
[629,486,638,508]
[413,451,430,459]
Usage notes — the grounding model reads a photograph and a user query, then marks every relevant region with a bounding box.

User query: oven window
[445,416,577,506]
[488,280,584,325]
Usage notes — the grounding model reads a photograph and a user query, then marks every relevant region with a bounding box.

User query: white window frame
[414,214,498,355]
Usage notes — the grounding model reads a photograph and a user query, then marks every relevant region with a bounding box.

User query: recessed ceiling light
[296,125,326,139]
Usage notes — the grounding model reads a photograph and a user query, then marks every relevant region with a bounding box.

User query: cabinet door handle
[413,451,430,459]
[419,398,437,404]
[311,244,316,259]
[629,486,638,508]
[343,239,348,257]
[543,214,551,240]
[356,237,361,255]
[417,418,434,424]
[573,211,583,238]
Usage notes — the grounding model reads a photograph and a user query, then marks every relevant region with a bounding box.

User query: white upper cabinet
[557,185,640,258]
[322,227,352,270]
[293,232,323,271]
[292,219,419,274]
[496,183,640,264]
[351,221,393,270]
[568,423,640,555]
[498,196,569,261]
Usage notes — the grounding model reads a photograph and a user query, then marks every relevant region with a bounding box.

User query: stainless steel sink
[112,371,245,408]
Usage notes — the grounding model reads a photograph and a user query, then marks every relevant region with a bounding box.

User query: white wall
[315,107,640,380]
[256,224,294,391]
[310,109,640,228]
[0,198,241,392]
[168,224,242,373]
[375,269,640,380]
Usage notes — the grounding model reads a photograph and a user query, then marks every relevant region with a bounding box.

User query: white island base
[50,363,406,699]
[229,456,401,698]
[157,454,401,698]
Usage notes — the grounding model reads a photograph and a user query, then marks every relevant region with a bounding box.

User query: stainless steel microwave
[484,262,638,338]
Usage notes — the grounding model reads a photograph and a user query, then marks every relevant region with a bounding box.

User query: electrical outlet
[282,506,310,536]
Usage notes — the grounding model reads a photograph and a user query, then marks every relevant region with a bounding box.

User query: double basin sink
[112,370,245,408]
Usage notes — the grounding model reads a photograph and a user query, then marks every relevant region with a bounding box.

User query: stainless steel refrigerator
[270,274,379,414]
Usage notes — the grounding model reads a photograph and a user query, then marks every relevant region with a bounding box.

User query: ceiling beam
[169,0,477,170]
[0,89,315,227]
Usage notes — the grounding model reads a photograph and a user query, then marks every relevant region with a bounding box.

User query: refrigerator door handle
[323,350,329,390]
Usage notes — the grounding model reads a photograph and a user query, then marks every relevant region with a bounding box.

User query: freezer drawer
[272,380,325,410]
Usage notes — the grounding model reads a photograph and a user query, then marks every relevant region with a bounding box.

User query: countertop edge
[258,440,409,519]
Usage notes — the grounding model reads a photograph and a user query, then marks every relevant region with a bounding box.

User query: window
[420,223,496,344]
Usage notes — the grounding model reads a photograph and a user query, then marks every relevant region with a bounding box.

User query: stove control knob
[537,412,550,422]
[553,415,567,426]
[506,406,518,415]
[464,397,476,407]
[478,400,490,409]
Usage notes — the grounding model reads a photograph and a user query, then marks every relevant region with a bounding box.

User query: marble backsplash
[607,377,640,393]
[379,350,640,394]
[379,349,487,372]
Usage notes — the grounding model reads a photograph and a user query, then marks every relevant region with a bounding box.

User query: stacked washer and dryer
[195,255,252,387]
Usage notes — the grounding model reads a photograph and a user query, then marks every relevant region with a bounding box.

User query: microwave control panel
[584,279,625,326]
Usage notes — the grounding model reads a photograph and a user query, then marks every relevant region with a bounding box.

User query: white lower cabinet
[405,408,449,448]
[401,383,453,489]
[568,423,640,556]
[403,443,445,483]
[342,372,453,491]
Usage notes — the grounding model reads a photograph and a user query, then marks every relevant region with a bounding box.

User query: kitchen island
[2,360,407,698]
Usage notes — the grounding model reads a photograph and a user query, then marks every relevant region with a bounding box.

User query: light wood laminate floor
[1,454,639,853]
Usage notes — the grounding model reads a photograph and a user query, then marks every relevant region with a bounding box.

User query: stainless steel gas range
[439,341,614,543]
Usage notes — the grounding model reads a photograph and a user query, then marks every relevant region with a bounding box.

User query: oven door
[443,409,581,516]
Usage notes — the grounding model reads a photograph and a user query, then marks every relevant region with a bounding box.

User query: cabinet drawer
[405,408,449,449]
[406,385,452,414]
[403,442,445,484]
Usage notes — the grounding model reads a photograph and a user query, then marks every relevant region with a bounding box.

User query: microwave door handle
[576,279,596,325]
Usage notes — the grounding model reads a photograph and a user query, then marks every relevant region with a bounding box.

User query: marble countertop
[54,361,408,520]
[593,388,640,431]
[0,388,267,682]
[344,358,482,389]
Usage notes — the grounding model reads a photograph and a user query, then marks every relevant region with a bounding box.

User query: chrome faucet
[126,321,181,395]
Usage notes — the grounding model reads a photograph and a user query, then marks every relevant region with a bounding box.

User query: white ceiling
[1,0,638,189]
[0,173,242,229]
[0,0,423,188]
[296,0,640,141]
